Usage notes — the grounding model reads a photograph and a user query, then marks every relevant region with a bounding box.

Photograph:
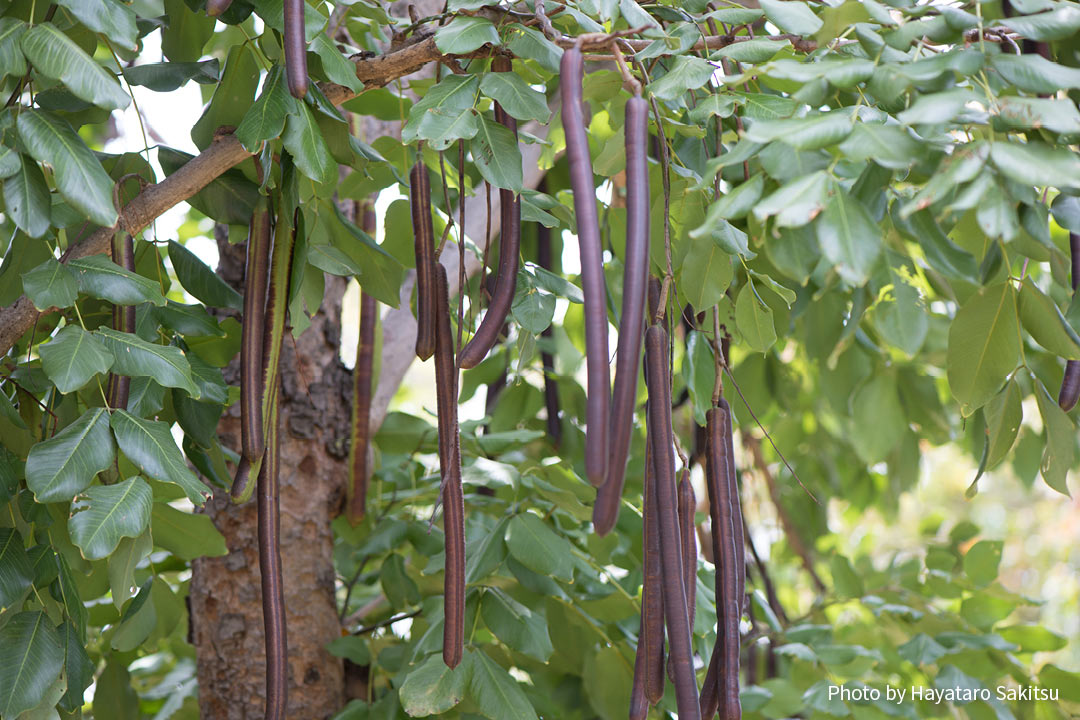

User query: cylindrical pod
[560,45,610,486]
[434,265,465,668]
[106,233,136,410]
[459,58,520,369]
[640,429,665,705]
[706,401,743,720]
[257,379,287,720]
[537,211,562,446]
[644,324,701,720]
[678,469,698,633]
[412,161,437,360]
[283,0,308,98]
[1060,233,1080,411]
[348,290,377,522]
[239,200,273,466]
[629,615,650,720]
[595,93,651,533]
[699,646,720,718]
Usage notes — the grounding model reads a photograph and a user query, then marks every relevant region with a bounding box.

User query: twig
[351,609,422,636]
[743,434,826,592]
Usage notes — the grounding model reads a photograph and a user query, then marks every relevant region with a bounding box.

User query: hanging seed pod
[537,211,562,446]
[106,233,136,410]
[348,204,379,523]
[283,0,308,98]
[412,160,437,361]
[258,377,287,720]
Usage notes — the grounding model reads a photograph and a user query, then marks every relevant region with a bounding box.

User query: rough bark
[190,229,352,719]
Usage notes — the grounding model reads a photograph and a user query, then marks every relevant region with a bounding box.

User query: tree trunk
[190,231,351,719]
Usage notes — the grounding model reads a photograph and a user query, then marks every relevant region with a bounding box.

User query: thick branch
[744,434,827,594]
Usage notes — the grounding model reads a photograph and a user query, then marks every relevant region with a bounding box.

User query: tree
[0,0,1079,717]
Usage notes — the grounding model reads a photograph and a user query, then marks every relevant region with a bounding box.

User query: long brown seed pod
[412,160,437,361]
[434,265,465,668]
[561,44,610,486]
[628,615,650,720]
[283,0,308,98]
[258,376,287,720]
[1060,232,1080,411]
[594,92,650,534]
[458,57,520,369]
[536,200,562,446]
[645,324,701,720]
[699,645,720,718]
[232,205,296,503]
[348,204,379,523]
[106,233,136,410]
[678,469,698,635]
[641,429,665,705]
[234,198,273,492]
[206,0,233,16]
[706,401,743,720]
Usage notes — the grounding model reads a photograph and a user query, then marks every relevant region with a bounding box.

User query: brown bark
[190,230,352,719]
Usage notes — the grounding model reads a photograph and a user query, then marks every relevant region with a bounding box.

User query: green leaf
[735,280,776,353]
[582,644,633,720]
[984,378,1022,470]
[481,588,554,661]
[873,273,927,356]
[649,56,715,101]
[512,283,556,335]
[680,229,733,312]
[150,503,226,560]
[107,531,152,610]
[837,123,922,169]
[470,115,523,192]
[480,72,550,124]
[56,0,137,51]
[324,204,405,308]
[94,328,200,397]
[434,17,500,54]
[0,528,33,611]
[504,24,562,74]
[759,0,823,35]
[994,97,1080,134]
[26,408,115,504]
[158,146,260,225]
[998,625,1067,652]
[946,282,1020,416]
[403,75,479,144]
[399,653,466,717]
[962,539,1002,587]
[156,300,225,337]
[123,59,220,92]
[898,633,947,665]
[897,89,974,125]
[39,324,115,393]
[990,141,1080,191]
[464,649,539,720]
[21,257,78,310]
[816,192,881,285]
[236,66,295,152]
[20,24,129,111]
[829,554,864,598]
[59,620,92,712]
[1034,378,1074,496]
[379,554,420,610]
[283,102,337,186]
[744,112,852,151]
[191,44,258,150]
[110,578,156,652]
[68,477,152,561]
[0,19,28,79]
[850,373,905,464]
[110,410,211,505]
[311,34,364,93]
[753,170,828,227]
[707,173,764,222]
[990,54,1080,95]
[68,254,166,306]
[714,38,790,63]
[999,5,1080,41]
[0,611,64,718]
[505,513,574,582]
[1019,278,1080,359]
[167,240,243,311]
[4,155,51,238]
[683,330,717,427]
[413,108,481,152]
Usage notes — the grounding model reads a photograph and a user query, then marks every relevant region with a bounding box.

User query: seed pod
[206,0,233,16]
[678,470,698,633]
[232,205,297,503]
[412,161,437,361]
[640,431,665,705]
[348,290,378,523]
[644,324,701,720]
[434,265,465,669]
[283,0,308,99]
[258,377,287,720]
[106,233,136,410]
[459,58,520,369]
[536,200,562,445]
[1060,233,1080,411]
[561,45,610,486]
[706,401,743,720]
[628,615,650,720]
[699,647,720,718]
[595,93,650,534]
